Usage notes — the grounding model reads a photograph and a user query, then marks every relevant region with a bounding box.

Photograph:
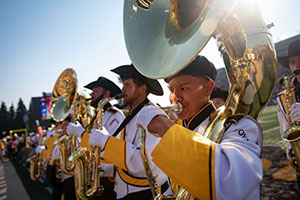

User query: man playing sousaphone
[276,40,300,169]
[66,76,125,200]
[136,55,263,199]
[88,64,171,200]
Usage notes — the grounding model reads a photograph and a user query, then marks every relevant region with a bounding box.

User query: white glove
[67,123,85,137]
[89,128,110,148]
[136,105,168,132]
[35,145,45,154]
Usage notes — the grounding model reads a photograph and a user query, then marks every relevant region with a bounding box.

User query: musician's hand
[136,105,168,133]
[89,128,110,148]
[66,123,85,138]
[290,103,300,121]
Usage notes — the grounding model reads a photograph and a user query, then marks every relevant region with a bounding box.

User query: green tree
[0,102,9,132]
[15,98,27,121]
[9,103,15,120]
[15,98,27,129]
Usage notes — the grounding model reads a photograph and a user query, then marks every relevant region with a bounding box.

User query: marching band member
[49,117,77,200]
[276,40,300,165]
[89,64,170,200]
[138,55,263,199]
[67,76,125,200]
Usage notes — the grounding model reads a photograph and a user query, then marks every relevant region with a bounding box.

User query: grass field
[258,105,282,145]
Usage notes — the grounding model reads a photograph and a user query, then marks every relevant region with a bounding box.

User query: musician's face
[55,122,64,136]
[121,78,144,107]
[289,54,300,72]
[91,86,105,107]
[168,75,214,121]
[62,120,69,134]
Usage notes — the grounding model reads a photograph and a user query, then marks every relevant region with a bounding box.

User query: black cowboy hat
[111,64,163,96]
[164,55,217,83]
[278,40,300,68]
[84,77,121,97]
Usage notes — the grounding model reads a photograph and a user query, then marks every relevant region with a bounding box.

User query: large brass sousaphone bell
[124,0,277,135]
[51,68,78,122]
[51,68,93,175]
[124,0,277,199]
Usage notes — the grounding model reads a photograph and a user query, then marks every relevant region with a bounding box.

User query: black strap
[183,102,216,131]
[223,113,246,132]
[83,103,112,129]
[161,180,169,194]
[295,80,300,102]
[112,98,150,137]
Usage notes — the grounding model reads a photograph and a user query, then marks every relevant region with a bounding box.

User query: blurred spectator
[0,139,5,162]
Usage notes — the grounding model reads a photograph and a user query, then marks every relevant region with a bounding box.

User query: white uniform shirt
[276,95,290,135]
[103,102,168,199]
[192,115,263,200]
[101,106,125,135]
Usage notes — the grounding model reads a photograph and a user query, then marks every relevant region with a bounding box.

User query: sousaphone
[124,0,277,199]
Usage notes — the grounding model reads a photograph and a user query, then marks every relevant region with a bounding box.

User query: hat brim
[84,78,121,97]
[111,65,163,96]
[84,81,98,90]
[277,56,290,68]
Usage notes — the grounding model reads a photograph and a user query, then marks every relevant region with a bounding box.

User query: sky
[0,0,300,109]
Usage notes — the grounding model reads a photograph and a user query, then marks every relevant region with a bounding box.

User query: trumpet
[139,103,182,200]
[69,94,123,200]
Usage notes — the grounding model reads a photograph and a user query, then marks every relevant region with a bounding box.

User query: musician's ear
[103,89,111,98]
[139,84,148,96]
[206,80,215,96]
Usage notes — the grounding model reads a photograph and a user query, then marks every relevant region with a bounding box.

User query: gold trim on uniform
[116,168,149,187]
[152,124,216,199]
[41,136,58,160]
[103,135,129,171]
[79,131,90,150]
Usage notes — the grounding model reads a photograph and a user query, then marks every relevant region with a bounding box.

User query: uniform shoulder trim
[224,113,246,132]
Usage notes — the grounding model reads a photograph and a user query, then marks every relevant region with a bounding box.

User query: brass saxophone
[69,94,123,200]
[27,130,45,181]
[27,153,43,181]
[280,75,300,185]
[139,102,182,200]
[55,129,75,175]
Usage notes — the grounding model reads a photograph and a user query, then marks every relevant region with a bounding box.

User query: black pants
[52,181,63,200]
[96,177,117,200]
[51,177,76,200]
[118,189,153,200]
[63,177,76,200]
